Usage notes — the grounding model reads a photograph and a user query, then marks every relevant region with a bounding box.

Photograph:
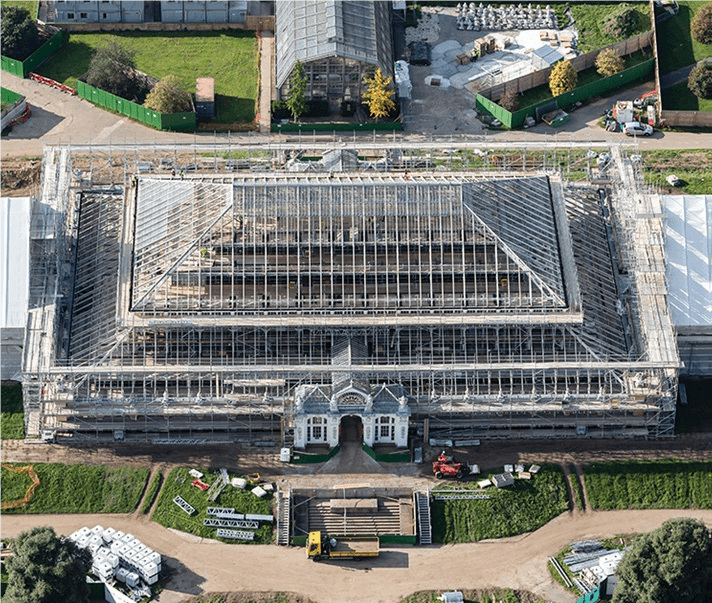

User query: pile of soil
[1,159,42,197]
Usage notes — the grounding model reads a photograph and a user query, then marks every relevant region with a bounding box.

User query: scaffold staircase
[415,490,432,545]
[276,489,291,545]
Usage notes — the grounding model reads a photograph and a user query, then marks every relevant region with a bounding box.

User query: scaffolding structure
[22,142,680,443]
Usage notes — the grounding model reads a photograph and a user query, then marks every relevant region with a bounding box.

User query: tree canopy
[688,60,712,100]
[285,60,308,122]
[0,4,40,61]
[144,75,192,113]
[612,518,712,603]
[4,526,92,603]
[596,48,625,78]
[691,3,712,45]
[549,60,578,97]
[84,40,144,101]
[362,68,396,120]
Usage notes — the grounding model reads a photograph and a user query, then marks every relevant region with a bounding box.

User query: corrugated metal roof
[533,45,563,66]
[0,197,31,330]
[663,195,712,328]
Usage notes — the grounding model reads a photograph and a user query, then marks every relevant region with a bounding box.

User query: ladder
[276,489,291,545]
[415,491,432,545]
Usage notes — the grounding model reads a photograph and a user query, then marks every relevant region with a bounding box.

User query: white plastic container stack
[126,572,139,588]
[90,525,104,536]
[78,526,91,538]
[128,538,141,550]
[115,567,128,583]
[118,544,133,559]
[102,527,116,543]
[121,533,134,544]
[93,547,108,562]
[114,530,125,541]
[88,541,102,555]
[110,541,123,555]
[134,544,147,557]
[106,553,120,569]
[145,551,161,571]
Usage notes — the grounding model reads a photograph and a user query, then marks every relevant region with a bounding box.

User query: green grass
[662,80,712,111]
[656,1,712,74]
[1,463,149,514]
[519,48,653,108]
[583,460,712,511]
[400,589,545,603]
[36,31,259,123]
[141,471,164,514]
[572,3,651,53]
[152,467,274,544]
[431,465,568,543]
[642,149,712,194]
[1,384,25,439]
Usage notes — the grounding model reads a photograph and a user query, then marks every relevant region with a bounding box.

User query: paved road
[4,508,711,603]
[3,72,712,159]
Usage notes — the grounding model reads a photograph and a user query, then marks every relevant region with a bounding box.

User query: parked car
[622,121,653,137]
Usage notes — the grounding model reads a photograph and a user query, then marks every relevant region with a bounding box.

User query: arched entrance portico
[339,415,363,444]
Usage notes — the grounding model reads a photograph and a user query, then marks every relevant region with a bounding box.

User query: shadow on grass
[215,95,256,123]
[657,4,694,74]
[36,39,95,88]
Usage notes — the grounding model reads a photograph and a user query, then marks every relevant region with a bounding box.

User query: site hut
[275,0,394,112]
[195,77,216,121]
[20,145,679,447]
[52,0,144,23]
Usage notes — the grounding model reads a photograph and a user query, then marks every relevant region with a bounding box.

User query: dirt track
[4,508,712,603]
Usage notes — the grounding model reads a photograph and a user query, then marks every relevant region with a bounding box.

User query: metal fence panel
[1,30,63,78]
[1,56,24,77]
[1,87,23,105]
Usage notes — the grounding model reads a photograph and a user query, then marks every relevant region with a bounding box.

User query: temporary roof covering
[663,195,712,329]
[532,45,563,66]
[275,0,392,88]
[1,197,30,330]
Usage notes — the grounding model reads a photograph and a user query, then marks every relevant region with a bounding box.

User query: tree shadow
[160,554,206,596]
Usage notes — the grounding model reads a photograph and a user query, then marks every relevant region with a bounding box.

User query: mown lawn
[36,31,259,123]
[1,384,25,440]
[661,80,712,112]
[152,467,274,544]
[583,460,712,511]
[656,1,712,74]
[572,2,651,53]
[431,465,568,543]
[642,149,712,194]
[1,463,149,514]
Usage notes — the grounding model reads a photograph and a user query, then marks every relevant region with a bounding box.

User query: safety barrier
[29,72,76,95]
[1,29,64,78]
[1,464,40,510]
[77,79,196,131]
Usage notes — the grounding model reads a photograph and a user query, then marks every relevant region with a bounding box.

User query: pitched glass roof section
[275,0,393,89]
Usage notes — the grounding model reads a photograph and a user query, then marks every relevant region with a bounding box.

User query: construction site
[20,140,679,446]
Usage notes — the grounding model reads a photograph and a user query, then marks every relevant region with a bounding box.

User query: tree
[285,60,307,122]
[84,40,142,101]
[499,89,519,112]
[362,68,396,120]
[612,518,712,603]
[691,3,712,45]
[688,60,712,99]
[602,6,639,38]
[144,75,192,113]
[4,526,92,603]
[596,48,625,78]
[0,4,40,61]
[549,60,577,97]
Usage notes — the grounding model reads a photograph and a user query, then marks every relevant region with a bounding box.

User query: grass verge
[36,30,259,123]
[431,465,568,543]
[656,1,712,74]
[583,460,712,511]
[642,149,712,194]
[661,81,712,112]
[152,467,274,544]
[1,463,149,513]
[400,588,546,603]
[141,471,164,514]
[572,2,651,54]
[1,384,25,439]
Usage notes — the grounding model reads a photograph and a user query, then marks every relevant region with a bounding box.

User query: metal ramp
[415,491,432,545]
[276,489,291,545]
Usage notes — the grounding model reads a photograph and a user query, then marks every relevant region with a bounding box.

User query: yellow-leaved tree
[362,68,395,121]
[548,60,577,97]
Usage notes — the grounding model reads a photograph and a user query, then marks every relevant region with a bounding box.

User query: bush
[498,89,519,112]
[688,61,712,99]
[691,3,712,45]
[596,48,625,78]
[602,5,640,38]
[271,99,329,121]
[84,40,146,102]
[271,100,290,121]
[341,100,357,117]
[0,4,40,61]
[144,75,192,113]
[549,60,578,97]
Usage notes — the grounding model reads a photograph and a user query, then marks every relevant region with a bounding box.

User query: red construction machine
[432,451,467,479]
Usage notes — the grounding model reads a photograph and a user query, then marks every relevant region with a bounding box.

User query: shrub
[144,75,192,113]
[84,40,146,102]
[688,61,712,99]
[341,100,357,117]
[0,4,40,61]
[691,3,712,45]
[595,48,625,78]
[498,89,519,112]
[602,5,640,38]
[285,60,307,122]
[549,60,577,97]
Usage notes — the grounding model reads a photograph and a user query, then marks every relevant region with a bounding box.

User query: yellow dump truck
[306,531,380,561]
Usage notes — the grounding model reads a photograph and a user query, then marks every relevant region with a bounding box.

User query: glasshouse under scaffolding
[21,143,679,445]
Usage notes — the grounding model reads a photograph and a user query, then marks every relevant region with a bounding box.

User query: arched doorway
[339,415,363,444]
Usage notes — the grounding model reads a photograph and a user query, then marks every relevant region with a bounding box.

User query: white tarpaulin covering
[662,195,712,328]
